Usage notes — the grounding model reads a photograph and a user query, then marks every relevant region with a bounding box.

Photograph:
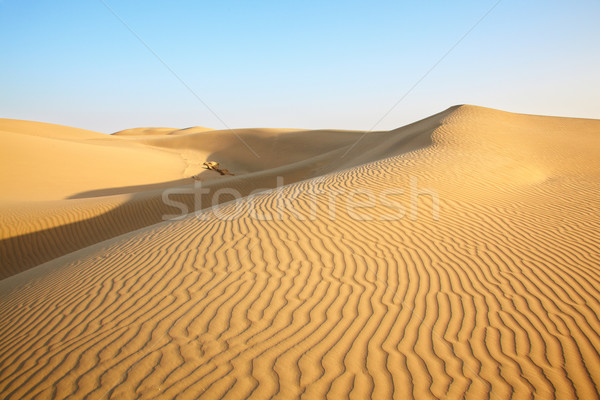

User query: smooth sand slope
[0,106,599,399]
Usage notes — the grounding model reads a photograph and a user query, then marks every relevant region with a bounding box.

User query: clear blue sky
[1,0,599,133]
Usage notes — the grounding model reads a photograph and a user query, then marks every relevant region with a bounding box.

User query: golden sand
[1,106,599,398]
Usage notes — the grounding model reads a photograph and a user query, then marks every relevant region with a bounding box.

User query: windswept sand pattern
[1,106,600,399]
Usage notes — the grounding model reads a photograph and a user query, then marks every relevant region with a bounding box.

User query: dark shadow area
[67,178,193,199]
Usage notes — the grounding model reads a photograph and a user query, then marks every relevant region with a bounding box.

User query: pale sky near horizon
[1,0,599,133]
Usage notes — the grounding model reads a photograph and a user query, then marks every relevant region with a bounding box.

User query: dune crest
[112,126,214,136]
[1,106,600,399]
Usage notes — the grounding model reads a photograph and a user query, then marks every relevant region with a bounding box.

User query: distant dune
[1,106,599,399]
[112,126,215,136]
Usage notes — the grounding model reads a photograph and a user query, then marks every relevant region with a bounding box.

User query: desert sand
[1,105,599,399]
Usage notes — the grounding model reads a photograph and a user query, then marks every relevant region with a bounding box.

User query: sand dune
[0,109,445,278]
[112,126,215,136]
[1,106,599,399]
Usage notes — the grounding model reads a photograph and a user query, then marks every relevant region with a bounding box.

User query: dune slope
[0,106,599,399]
[0,109,445,279]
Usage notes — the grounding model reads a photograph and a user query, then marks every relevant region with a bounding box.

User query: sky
[1,0,599,133]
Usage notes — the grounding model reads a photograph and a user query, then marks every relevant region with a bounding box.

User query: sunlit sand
[1,105,599,398]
